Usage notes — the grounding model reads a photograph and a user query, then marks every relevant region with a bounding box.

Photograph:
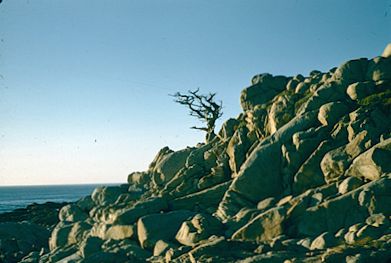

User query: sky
[0,0,390,186]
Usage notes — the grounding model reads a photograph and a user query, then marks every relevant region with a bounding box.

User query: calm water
[0,184,112,213]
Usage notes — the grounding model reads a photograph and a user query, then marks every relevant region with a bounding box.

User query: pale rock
[67,221,92,245]
[76,196,94,212]
[286,78,300,91]
[295,82,310,94]
[338,177,363,195]
[127,171,150,186]
[148,146,173,171]
[256,197,276,211]
[231,207,286,243]
[295,175,391,237]
[175,213,223,246]
[365,213,389,227]
[245,105,269,138]
[298,81,347,115]
[49,222,73,251]
[292,140,335,194]
[241,73,289,111]
[321,130,370,183]
[333,58,368,85]
[168,181,231,211]
[59,204,88,223]
[217,110,319,219]
[366,56,391,82]
[381,43,391,58]
[227,127,252,175]
[217,118,240,141]
[317,101,350,126]
[268,95,295,134]
[91,186,127,206]
[106,225,135,240]
[277,195,293,206]
[152,147,194,186]
[310,232,337,250]
[137,210,194,250]
[216,142,282,220]
[153,240,177,257]
[296,238,312,250]
[354,224,386,245]
[114,197,168,224]
[345,138,391,181]
[172,236,257,263]
[382,43,391,58]
[346,81,375,100]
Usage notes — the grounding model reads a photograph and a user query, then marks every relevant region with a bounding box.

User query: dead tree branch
[171,88,223,143]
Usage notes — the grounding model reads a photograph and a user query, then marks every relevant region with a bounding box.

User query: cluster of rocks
[10,45,391,262]
[0,202,67,262]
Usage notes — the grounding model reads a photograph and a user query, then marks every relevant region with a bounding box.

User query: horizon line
[0,181,125,187]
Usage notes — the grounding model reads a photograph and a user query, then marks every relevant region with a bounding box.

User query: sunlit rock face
[13,44,391,263]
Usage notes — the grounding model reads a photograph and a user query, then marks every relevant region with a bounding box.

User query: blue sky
[0,0,390,185]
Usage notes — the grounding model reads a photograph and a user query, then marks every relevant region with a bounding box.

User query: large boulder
[346,81,375,100]
[91,186,127,206]
[298,81,347,115]
[59,204,88,223]
[293,175,391,237]
[152,147,194,186]
[137,210,194,250]
[333,58,368,85]
[49,221,91,251]
[227,127,252,175]
[175,214,224,246]
[268,95,295,134]
[217,141,282,220]
[292,140,339,194]
[320,130,370,183]
[240,73,289,111]
[309,232,339,250]
[114,197,168,224]
[338,177,364,195]
[49,222,73,250]
[345,138,391,181]
[153,240,178,257]
[245,105,268,137]
[317,101,350,127]
[127,171,151,187]
[217,118,240,141]
[148,146,173,171]
[366,56,391,82]
[231,206,286,243]
[168,181,231,212]
[217,110,319,220]
[171,236,257,263]
[90,223,135,240]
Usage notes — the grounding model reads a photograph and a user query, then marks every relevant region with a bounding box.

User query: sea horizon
[0,183,121,214]
[0,182,124,187]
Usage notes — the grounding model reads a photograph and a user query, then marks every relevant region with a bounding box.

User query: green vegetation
[358,88,391,113]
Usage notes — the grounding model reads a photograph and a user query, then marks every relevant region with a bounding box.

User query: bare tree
[171,88,223,143]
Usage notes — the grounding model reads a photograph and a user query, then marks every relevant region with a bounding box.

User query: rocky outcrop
[0,202,67,262]
[12,45,391,263]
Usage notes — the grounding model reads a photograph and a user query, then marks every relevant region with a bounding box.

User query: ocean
[0,184,113,213]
